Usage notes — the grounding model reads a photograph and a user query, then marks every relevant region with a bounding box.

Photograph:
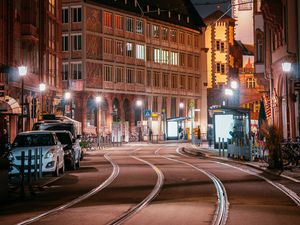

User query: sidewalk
[184,142,300,183]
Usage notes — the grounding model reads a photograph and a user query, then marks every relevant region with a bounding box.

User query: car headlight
[45,149,56,158]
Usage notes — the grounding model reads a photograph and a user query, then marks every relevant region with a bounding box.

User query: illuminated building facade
[0,0,62,141]
[61,0,207,137]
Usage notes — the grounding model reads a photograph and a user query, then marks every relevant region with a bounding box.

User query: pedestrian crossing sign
[144,109,152,118]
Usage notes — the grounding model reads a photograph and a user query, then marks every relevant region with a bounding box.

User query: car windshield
[55,133,72,145]
[13,134,55,147]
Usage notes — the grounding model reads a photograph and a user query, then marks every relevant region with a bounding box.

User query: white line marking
[17,153,119,225]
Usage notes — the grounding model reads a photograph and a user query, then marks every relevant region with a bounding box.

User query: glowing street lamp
[230,80,239,90]
[282,62,292,73]
[179,102,184,108]
[136,100,143,107]
[225,88,233,96]
[18,66,27,131]
[64,91,71,100]
[95,96,102,103]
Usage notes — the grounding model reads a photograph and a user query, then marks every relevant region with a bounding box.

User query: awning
[0,96,21,115]
[167,117,191,122]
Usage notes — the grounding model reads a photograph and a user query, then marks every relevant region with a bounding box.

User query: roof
[235,40,254,55]
[85,0,205,30]
[204,10,235,23]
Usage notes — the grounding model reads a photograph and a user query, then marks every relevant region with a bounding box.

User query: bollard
[218,137,221,156]
[39,148,43,178]
[20,151,25,198]
[222,138,225,157]
[34,148,38,181]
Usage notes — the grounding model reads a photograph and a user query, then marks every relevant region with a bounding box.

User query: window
[238,0,252,10]
[147,70,152,86]
[162,73,168,88]
[62,63,68,80]
[179,53,185,66]
[221,42,225,52]
[146,46,152,61]
[257,35,263,63]
[221,64,225,74]
[62,8,68,23]
[246,77,256,88]
[216,40,220,51]
[104,12,112,27]
[154,48,160,63]
[72,7,81,22]
[179,32,185,44]
[136,19,143,34]
[187,34,192,46]
[136,44,145,60]
[49,0,55,15]
[126,17,133,32]
[115,67,123,83]
[171,97,176,117]
[146,23,151,38]
[62,35,68,51]
[115,15,123,30]
[170,52,179,65]
[194,36,199,48]
[104,65,113,82]
[171,74,177,88]
[153,71,160,87]
[126,68,134,83]
[180,75,185,89]
[161,27,168,41]
[170,29,177,42]
[188,77,193,90]
[153,25,159,38]
[126,42,133,57]
[115,40,123,55]
[136,70,144,84]
[104,38,112,54]
[194,56,199,70]
[72,63,82,80]
[187,55,193,68]
[216,63,221,73]
[72,34,81,50]
[161,50,169,64]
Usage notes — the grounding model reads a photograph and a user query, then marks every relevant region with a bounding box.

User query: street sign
[144,109,152,118]
[294,81,300,91]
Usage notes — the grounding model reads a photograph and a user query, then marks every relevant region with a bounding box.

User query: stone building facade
[261,0,300,138]
[61,0,207,137]
[0,0,62,142]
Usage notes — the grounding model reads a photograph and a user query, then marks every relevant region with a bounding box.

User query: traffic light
[0,84,5,97]
[31,98,37,118]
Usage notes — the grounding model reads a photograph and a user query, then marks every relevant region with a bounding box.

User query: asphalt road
[1,143,299,225]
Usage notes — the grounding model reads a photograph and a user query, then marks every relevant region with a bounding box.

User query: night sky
[191,0,231,18]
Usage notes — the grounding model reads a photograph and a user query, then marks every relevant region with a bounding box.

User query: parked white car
[9,131,65,176]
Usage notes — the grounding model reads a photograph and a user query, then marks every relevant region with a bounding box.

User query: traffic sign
[144,109,152,118]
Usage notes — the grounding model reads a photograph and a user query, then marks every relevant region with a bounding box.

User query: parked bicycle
[281,139,300,168]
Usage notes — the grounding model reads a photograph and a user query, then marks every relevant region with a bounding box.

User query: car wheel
[52,159,59,177]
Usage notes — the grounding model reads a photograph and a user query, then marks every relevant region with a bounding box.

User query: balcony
[69,80,84,91]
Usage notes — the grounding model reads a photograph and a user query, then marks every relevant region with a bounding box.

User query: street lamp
[230,80,239,90]
[39,83,46,117]
[225,88,233,96]
[282,62,292,73]
[18,66,27,132]
[95,96,102,103]
[136,100,143,141]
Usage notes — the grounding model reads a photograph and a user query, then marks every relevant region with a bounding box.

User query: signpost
[144,109,152,118]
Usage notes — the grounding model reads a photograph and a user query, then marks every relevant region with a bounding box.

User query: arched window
[256,32,263,63]
[86,97,97,127]
[246,77,256,89]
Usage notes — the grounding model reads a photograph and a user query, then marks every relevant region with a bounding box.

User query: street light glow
[179,102,184,108]
[18,66,27,76]
[64,92,71,100]
[282,62,292,72]
[39,83,46,92]
[225,88,233,96]
[136,100,143,107]
[230,80,238,89]
[95,96,102,103]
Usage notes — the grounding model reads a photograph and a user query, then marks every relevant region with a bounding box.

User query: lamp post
[136,100,143,141]
[282,62,292,138]
[95,95,102,145]
[18,66,27,132]
[39,83,46,118]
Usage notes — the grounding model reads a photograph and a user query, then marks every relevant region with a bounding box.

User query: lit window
[170,52,179,65]
[136,44,145,60]
[154,48,160,63]
[161,50,169,64]
[170,29,177,42]
[73,7,81,22]
[153,25,159,38]
[104,12,112,27]
[161,27,168,41]
[246,77,256,88]
[72,63,82,80]
[115,15,123,30]
[62,8,68,23]
[72,34,81,50]
[49,0,55,15]
[126,42,133,57]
